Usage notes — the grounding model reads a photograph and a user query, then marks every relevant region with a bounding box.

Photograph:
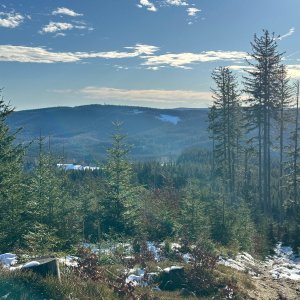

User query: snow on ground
[147,242,161,261]
[182,253,193,263]
[59,255,79,267]
[219,243,300,281]
[2,242,299,284]
[126,267,158,287]
[82,242,132,256]
[157,114,181,125]
[267,243,300,280]
[1,253,79,270]
[170,243,181,250]
[0,253,17,267]
[219,252,259,275]
[57,164,99,171]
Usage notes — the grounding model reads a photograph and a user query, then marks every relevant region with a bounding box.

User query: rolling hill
[7,105,210,162]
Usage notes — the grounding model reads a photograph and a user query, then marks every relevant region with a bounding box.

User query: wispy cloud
[0,44,159,63]
[165,0,188,6]
[286,64,300,78]
[278,27,295,40]
[138,0,157,12]
[0,43,249,70]
[125,44,159,55]
[228,65,254,72]
[0,45,80,63]
[187,7,201,16]
[73,87,213,108]
[52,7,83,17]
[143,51,250,69]
[40,21,92,35]
[137,1,201,24]
[0,11,24,28]
[41,22,74,33]
[228,63,300,79]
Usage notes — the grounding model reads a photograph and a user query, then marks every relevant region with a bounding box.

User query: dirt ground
[245,267,300,299]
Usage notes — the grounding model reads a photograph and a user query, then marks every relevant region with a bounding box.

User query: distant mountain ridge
[7,105,210,162]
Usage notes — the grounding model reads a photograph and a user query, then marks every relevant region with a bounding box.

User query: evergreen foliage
[244,30,283,213]
[101,121,142,236]
[0,92,25,251]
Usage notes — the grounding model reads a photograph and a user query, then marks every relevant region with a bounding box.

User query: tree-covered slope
[8,105,210,162]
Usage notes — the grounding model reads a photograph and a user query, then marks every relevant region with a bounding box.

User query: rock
[159,266,185,291]
[23,261,40,268]
[22,257,61,280]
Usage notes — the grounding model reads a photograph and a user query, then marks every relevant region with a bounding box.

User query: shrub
[185,242,218,296]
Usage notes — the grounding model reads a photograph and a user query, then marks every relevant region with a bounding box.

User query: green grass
[0,268,114,300]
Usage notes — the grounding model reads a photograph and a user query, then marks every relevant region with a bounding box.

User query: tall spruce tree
[287,81,300,208]
[209,66,242,203]
[244,30,283,213]
[284,81,300,248]
[101,122,141,236]
[275,65,292,219]
[208,104,217,184]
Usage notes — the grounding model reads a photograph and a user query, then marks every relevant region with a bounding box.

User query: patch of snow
[147,242,161,261]
[163,266,183,273]
[268,243,300,280]
[157,114,181,125]
[132,109,143,114]
[219,243,300,281]
[274,243,294,258]
[59,255,79,267]
[183,253,193,263]
[126,267,158,287]
[126,274,145,286]
[57,164,99,171]
[83,166,99,171]
[22,261,40,268]
[170,243,181,250]
[218,252,260,277]
[0,253,17,267]
[218,257,247,272]
[81,242,132,255]
[270,264,300,280]
[128,267,144,276]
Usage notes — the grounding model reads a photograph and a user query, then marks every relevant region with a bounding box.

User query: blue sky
[1,0,300,110]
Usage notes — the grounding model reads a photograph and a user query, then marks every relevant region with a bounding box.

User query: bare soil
[245,265,300,299]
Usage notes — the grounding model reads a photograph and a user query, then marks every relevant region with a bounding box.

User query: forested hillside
[7,105,209,162]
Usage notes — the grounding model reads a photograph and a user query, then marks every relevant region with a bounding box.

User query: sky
[1,0,300,110]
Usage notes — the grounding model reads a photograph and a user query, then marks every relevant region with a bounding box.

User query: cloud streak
[228,64,300,79]
[52,7,83,17]
[0,44,249,70]
[278,27,295,40]
[0,44,159,63]
[68,87,213,108]
[286,64,300,78]
[41,22,74,33]
[143,51,250,69]
[40,21,93,35]
[165,0,188,6]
